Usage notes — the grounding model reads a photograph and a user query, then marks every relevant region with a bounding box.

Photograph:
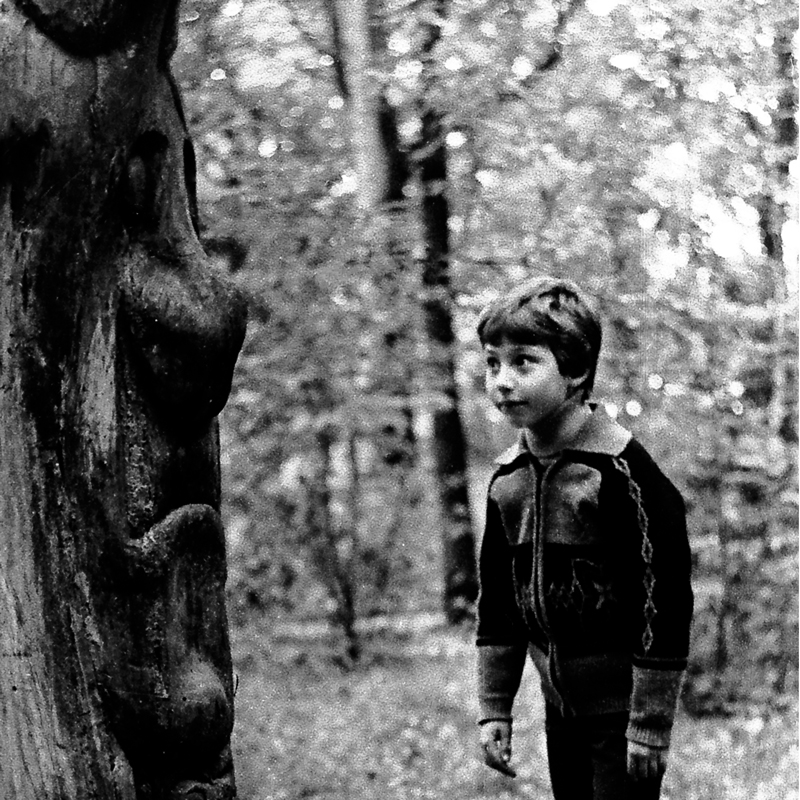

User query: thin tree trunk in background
[0,1,246,796]
[328,0,477,625]
[334,0,388,210]
[325,0,418,643]
[757,28,797,693]
[329,8,416,428]
[749,25,797,551]
[316,430,360,663]
[419,0,478,624]
[760,29,796,461]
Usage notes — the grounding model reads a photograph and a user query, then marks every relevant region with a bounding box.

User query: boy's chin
[499,411,535,428]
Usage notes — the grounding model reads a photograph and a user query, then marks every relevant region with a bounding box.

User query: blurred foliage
[174,0,798,711]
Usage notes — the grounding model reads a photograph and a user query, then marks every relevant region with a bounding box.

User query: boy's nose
[494,365,514,390]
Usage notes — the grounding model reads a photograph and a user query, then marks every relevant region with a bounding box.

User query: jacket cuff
[477,643,526,723]
[626,665,685,748]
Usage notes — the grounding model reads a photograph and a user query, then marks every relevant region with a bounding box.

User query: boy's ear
[565,369,590,395]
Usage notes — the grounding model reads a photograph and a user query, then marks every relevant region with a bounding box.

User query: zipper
[530,456,556,638]
[529,457,547,634]
[529,455,571,713]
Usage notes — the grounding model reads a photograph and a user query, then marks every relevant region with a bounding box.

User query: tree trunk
[418,0,478,624]
[317,430,359,662]
[759,29,796,461]
[756,27,797,694]
[328,0,419,630]
[0,2,247,797]
[333,0,388,210]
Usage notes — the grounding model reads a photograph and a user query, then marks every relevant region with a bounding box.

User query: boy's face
[484,339,580,431]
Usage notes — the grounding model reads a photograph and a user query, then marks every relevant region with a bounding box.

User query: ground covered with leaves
[229,623,797,800]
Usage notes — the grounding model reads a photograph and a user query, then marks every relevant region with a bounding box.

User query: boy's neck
[523,400,592,458]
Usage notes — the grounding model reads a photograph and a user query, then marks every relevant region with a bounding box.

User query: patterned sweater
[476,409,693,747]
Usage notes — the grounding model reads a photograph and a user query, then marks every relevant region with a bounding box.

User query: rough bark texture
[0,1,247,797]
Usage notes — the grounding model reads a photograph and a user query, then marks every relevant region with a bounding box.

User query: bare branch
[322,0,350,97]
[380,0,432,25]
[500,0,587,101]
[279,0,332,53]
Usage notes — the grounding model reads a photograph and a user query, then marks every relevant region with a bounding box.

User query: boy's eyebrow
[484,343,544,353]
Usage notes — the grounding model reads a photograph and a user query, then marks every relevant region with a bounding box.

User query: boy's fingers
[482,740,516,777]
[483,746,517,777]
[627,744,668,782]
[629,754,649,781]
[479,721,515,777]
[494,761,518,778]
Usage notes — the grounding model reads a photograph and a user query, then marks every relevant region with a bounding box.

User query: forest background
[172,1,798,798]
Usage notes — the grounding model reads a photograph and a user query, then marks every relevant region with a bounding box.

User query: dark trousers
[545,704,663,800]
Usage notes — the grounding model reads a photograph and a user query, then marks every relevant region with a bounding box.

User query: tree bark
[0,1,247,797]
[418,0,478,623]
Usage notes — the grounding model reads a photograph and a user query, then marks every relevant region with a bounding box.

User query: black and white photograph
[0,1,796,798]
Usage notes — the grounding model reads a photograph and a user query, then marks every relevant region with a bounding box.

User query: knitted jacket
[476,409,693,748]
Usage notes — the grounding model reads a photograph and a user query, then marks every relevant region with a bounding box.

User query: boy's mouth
[497,400,527,411]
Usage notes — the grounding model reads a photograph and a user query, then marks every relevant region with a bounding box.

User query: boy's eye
[486,356,500,371]
[514,354,536,368]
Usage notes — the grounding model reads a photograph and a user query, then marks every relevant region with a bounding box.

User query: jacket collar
[494,405,632,466]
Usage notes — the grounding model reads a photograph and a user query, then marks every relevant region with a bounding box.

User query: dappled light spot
[663,383,686,398]
[728,381,745,398]
[587,0,624,15]
[388,32,411,55]
[446,131,467,149]
[475,170,499,188]
[511,57,533,79]
[221,0,243,18]
[625,400,642,417]
[609,51,642,71]
[258,138,278,158]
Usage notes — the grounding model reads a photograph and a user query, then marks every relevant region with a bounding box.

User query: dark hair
[476,276,602,401]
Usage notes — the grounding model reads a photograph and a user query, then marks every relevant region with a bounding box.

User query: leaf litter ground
[231,621,797,800]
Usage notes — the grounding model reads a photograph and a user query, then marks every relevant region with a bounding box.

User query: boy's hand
[479,720,517,777]
[627,740,668,781]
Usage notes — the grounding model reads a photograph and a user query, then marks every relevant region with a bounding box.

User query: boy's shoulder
[492,406,631,470]
[615,436,685,502]
[490,409,682,500]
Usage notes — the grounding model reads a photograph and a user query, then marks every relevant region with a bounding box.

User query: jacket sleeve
[476,490,528,723]
[616,442,694,748]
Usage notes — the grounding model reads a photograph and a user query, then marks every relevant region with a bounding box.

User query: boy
[475,276,693,799]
